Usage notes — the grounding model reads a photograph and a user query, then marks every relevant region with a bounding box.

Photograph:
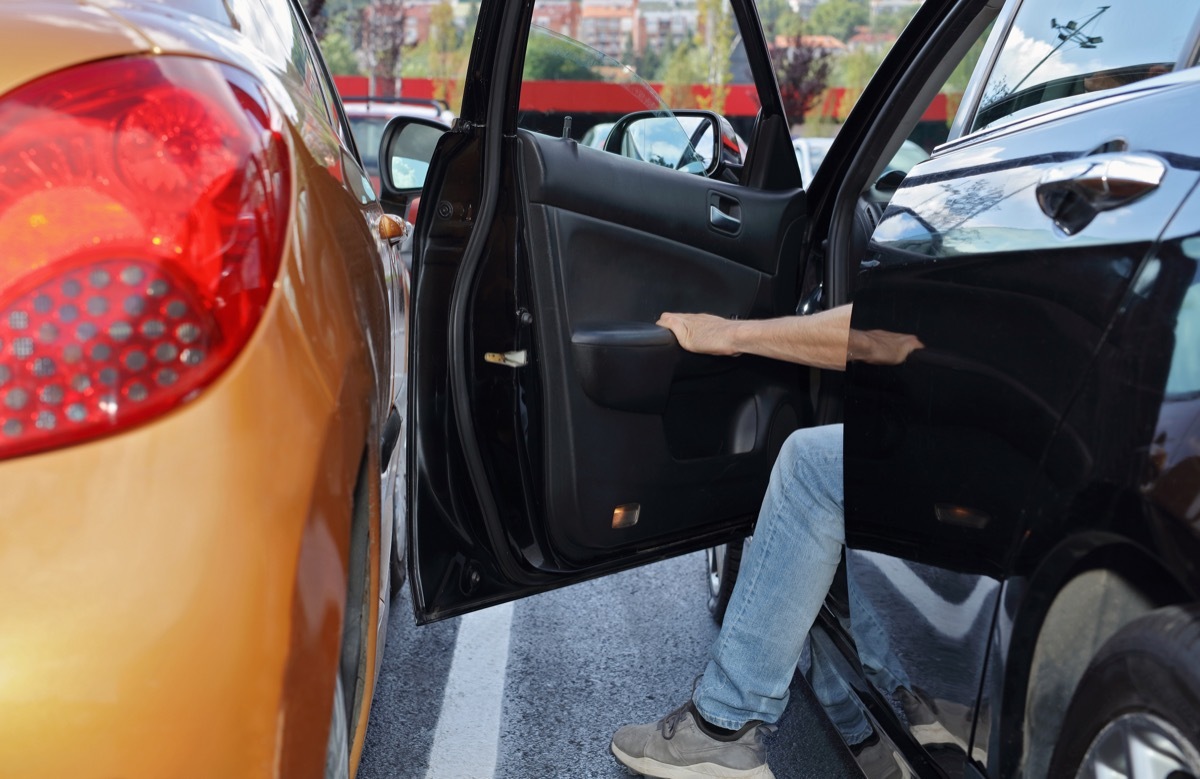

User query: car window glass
[303,24,357,151]
[237,0,341,181]
[349,116,386,173]
[1167,246,1200,396]
[273,0,332,125]
[783,5,991,189]
[972,1,1195,132]
[519,0,759,177]
[788,15,993,192]
[518,25,706,171]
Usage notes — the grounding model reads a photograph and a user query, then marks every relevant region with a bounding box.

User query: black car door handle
[1036,152,1165,235]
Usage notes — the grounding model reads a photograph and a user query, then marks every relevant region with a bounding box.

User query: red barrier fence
[334,76,955,124]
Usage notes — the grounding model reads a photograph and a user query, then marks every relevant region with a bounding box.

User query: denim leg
[693,424,845,729]
[800,637,875,745]
[846,552,912,697]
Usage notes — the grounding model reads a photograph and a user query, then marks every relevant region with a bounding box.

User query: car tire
[388,472,404,600]
[324,455,372,779]
[706,537,745,624]
[390,540,404,600]
[323,672,350,779]
[1048,604,1200,778]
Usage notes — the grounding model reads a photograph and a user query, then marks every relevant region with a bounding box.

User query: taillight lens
[0,56,290,459]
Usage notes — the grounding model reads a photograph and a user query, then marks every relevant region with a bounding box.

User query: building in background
[637,0,698,53]
[580,0,638,60]
[532,0,583,38]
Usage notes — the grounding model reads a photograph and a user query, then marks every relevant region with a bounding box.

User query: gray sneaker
[610,701,776,779]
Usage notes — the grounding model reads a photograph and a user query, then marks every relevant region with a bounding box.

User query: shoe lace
[657,701,693,741]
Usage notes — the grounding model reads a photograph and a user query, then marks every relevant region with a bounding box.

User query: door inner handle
[1036,152,1165,235]
[710,204,741,233]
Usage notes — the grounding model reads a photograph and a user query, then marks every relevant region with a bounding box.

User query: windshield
[973,1,1193,131]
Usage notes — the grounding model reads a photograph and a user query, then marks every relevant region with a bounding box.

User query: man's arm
[656,304,922,371]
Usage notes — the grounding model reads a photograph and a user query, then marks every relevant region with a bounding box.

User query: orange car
[0,1,407,778]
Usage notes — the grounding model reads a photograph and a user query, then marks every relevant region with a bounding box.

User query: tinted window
[349,116,386,172]
[1167,241,1200,396]
[973,0,1196,131]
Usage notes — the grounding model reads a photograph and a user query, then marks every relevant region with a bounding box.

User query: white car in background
[793,135,930,187]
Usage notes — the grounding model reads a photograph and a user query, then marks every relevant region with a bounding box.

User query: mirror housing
[602,109,742,177]
[378,115,450,211]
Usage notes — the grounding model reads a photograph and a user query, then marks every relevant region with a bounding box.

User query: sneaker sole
[610,743,776,779]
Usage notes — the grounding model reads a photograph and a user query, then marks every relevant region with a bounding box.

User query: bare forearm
[727,305,852,371]
[657,305,853,371]
[656,304,922,368]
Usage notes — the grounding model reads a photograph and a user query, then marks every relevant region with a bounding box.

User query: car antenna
[562,115,572,140]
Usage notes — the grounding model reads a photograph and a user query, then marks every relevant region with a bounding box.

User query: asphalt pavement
[360,551,860,778]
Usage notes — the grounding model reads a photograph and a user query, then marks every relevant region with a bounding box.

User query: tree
[661,39,706,108]
[360,0,407,94]
[696,0,735,114]
[523,32,602,80]
[872,4,920,36]
[775,13,805,38]
[319,28,361,75]
[773,34,831,129]
[305,0,328,37]
[833,46,884,90]
[426,0,465,104]
[808,0,869,42]
[756,0,793,38]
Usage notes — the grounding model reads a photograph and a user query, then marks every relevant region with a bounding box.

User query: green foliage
[661,39,706,107]
[775,13,805,38]
[632,45,664,81]
[522,33,602,81]
[832,46,884,89]
[696,0,735,113]
[873,5,920,36]
[774,32,831,127]
[757,0,794,37]
[319,29,360,75]
[808,0,869,42]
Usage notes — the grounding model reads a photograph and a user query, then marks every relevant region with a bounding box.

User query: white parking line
[423,601,515,779]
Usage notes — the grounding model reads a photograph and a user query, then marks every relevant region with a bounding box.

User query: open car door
[405,0,814,622]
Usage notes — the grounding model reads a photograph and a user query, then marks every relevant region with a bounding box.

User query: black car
[382,0,1200,776]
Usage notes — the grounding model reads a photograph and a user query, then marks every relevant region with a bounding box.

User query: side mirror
[379,115,449,210]
[602,109,739,177]
[874,168,908,193]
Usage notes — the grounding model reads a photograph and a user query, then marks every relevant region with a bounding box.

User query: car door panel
[512,131,808,563]
[521,136,801,276]
[409,85,809,618]
[849,80,1200,566]
[844,78,1200,772]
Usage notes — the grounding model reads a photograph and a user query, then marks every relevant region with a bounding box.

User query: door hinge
[484,350,527,368]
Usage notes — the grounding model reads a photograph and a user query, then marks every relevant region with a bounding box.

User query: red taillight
[0,57,290,459]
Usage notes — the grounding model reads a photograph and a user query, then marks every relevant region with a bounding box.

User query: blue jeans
[692,424,869,740]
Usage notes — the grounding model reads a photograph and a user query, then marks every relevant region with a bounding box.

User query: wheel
[705,536,745,624]
[389,536,404,599]
[1049,604,1200,778]
[388,467,405,599]
[323,673,349,779]
[324,455,373,778]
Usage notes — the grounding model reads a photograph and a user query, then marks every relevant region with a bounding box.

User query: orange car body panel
[0,1,396,777]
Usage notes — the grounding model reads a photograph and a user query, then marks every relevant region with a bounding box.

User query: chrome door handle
[709,205,741,233]
[1036,153,1166,234]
